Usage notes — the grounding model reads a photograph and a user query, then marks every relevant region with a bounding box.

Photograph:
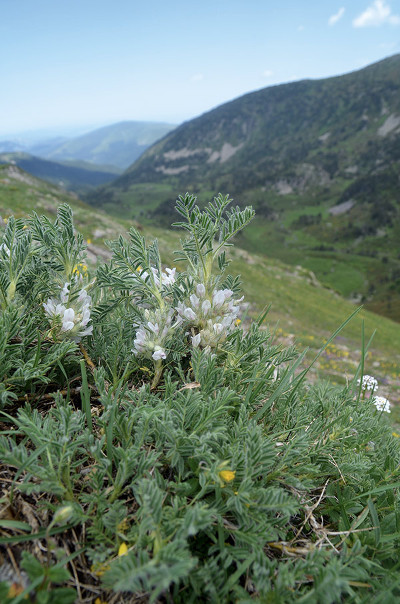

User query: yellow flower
[117,518,129,532]
[235,318,241,326]
[73,262,88,277]
[94,598,108,604]
[219,470,236,483]
[91,562,110,577]
[87,238,92,244]
[392,432,400,438]
[118,542,128,556]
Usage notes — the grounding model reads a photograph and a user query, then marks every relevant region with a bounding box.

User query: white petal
[152,347,166,360]
[201,300,211,315]
[191,333,201,347]
[190,294,200,308]
[63,308,75,323]
[61,321,75,332]
[184,307,196,321]
[196,283,206,297]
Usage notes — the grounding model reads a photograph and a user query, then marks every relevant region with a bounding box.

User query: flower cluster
[132,308,182,361]
[43,283,93,342]
[373,396,391,413]
[358,375,378,392]
[176,283,242,352]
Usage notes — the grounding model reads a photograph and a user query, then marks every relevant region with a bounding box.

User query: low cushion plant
[0,195,399,603]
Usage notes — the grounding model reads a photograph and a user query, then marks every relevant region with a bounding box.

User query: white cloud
[353,0,400,27]
[329,7,345,25]
[263,69,274,78]
[190,73,204,82]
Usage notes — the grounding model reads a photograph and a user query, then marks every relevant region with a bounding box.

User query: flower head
[118,542,129,557]
[132,308,181,361]
[176,283,242,351]
[219,470,236,483]
[373,396,391,413]
[44,283,93,342]
[358,375,378,392]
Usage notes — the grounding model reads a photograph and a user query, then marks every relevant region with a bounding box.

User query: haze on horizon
[1,0,400,140]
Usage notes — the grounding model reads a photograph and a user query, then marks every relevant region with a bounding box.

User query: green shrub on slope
[0,196,399,603]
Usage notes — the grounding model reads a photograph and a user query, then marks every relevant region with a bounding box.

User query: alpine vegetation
[0,196,400,603]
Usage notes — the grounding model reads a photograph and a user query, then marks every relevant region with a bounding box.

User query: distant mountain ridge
[36,121,177,169]
[0,152,120,193]
[89,54,400,321]
[0,120,177,170]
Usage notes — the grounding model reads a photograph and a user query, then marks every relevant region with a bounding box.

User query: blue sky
[1,0,400,138]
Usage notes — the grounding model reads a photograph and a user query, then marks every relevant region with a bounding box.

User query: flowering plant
[0,197,399,604]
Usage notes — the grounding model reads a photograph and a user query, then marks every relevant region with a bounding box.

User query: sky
[1,0,400,140]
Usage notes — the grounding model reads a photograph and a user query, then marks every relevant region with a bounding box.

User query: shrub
[0,195,400,603]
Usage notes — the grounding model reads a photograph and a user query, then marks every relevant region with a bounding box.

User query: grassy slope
[1,163,399,410]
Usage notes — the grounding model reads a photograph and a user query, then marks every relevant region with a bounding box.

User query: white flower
[201,299,211,315]
[176,283,244,351]
[147,321,159,333]
[358,375,378,391]
[196,283,206,297]
[213,323,223,335]
[60,282,70,303]
[44,284,92,341]
[213,290,225,307]
[183,307,197,321]
[191,333,201,347]
[61,307,75,332]
[162,267,176,286]
[137,266,176,288]
[373,396,391,413]
[132,308,180,360]
[190,294,200,308]
[152,346,167,361]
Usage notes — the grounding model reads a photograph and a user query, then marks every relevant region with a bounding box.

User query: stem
[151,359,164,390]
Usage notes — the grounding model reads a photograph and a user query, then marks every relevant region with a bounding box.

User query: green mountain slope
[0,152,121,193]
[89,54,400,321]
[1,165,398,405]
[43,120,177,169]
[0,163,130,247]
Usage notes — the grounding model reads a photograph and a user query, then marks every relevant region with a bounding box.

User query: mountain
[0,140,27,153]
[0,152,121,193]
[41,121,177,169]
[88,54,400,321]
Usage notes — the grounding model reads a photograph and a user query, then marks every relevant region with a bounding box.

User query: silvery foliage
[98,193,255,385]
